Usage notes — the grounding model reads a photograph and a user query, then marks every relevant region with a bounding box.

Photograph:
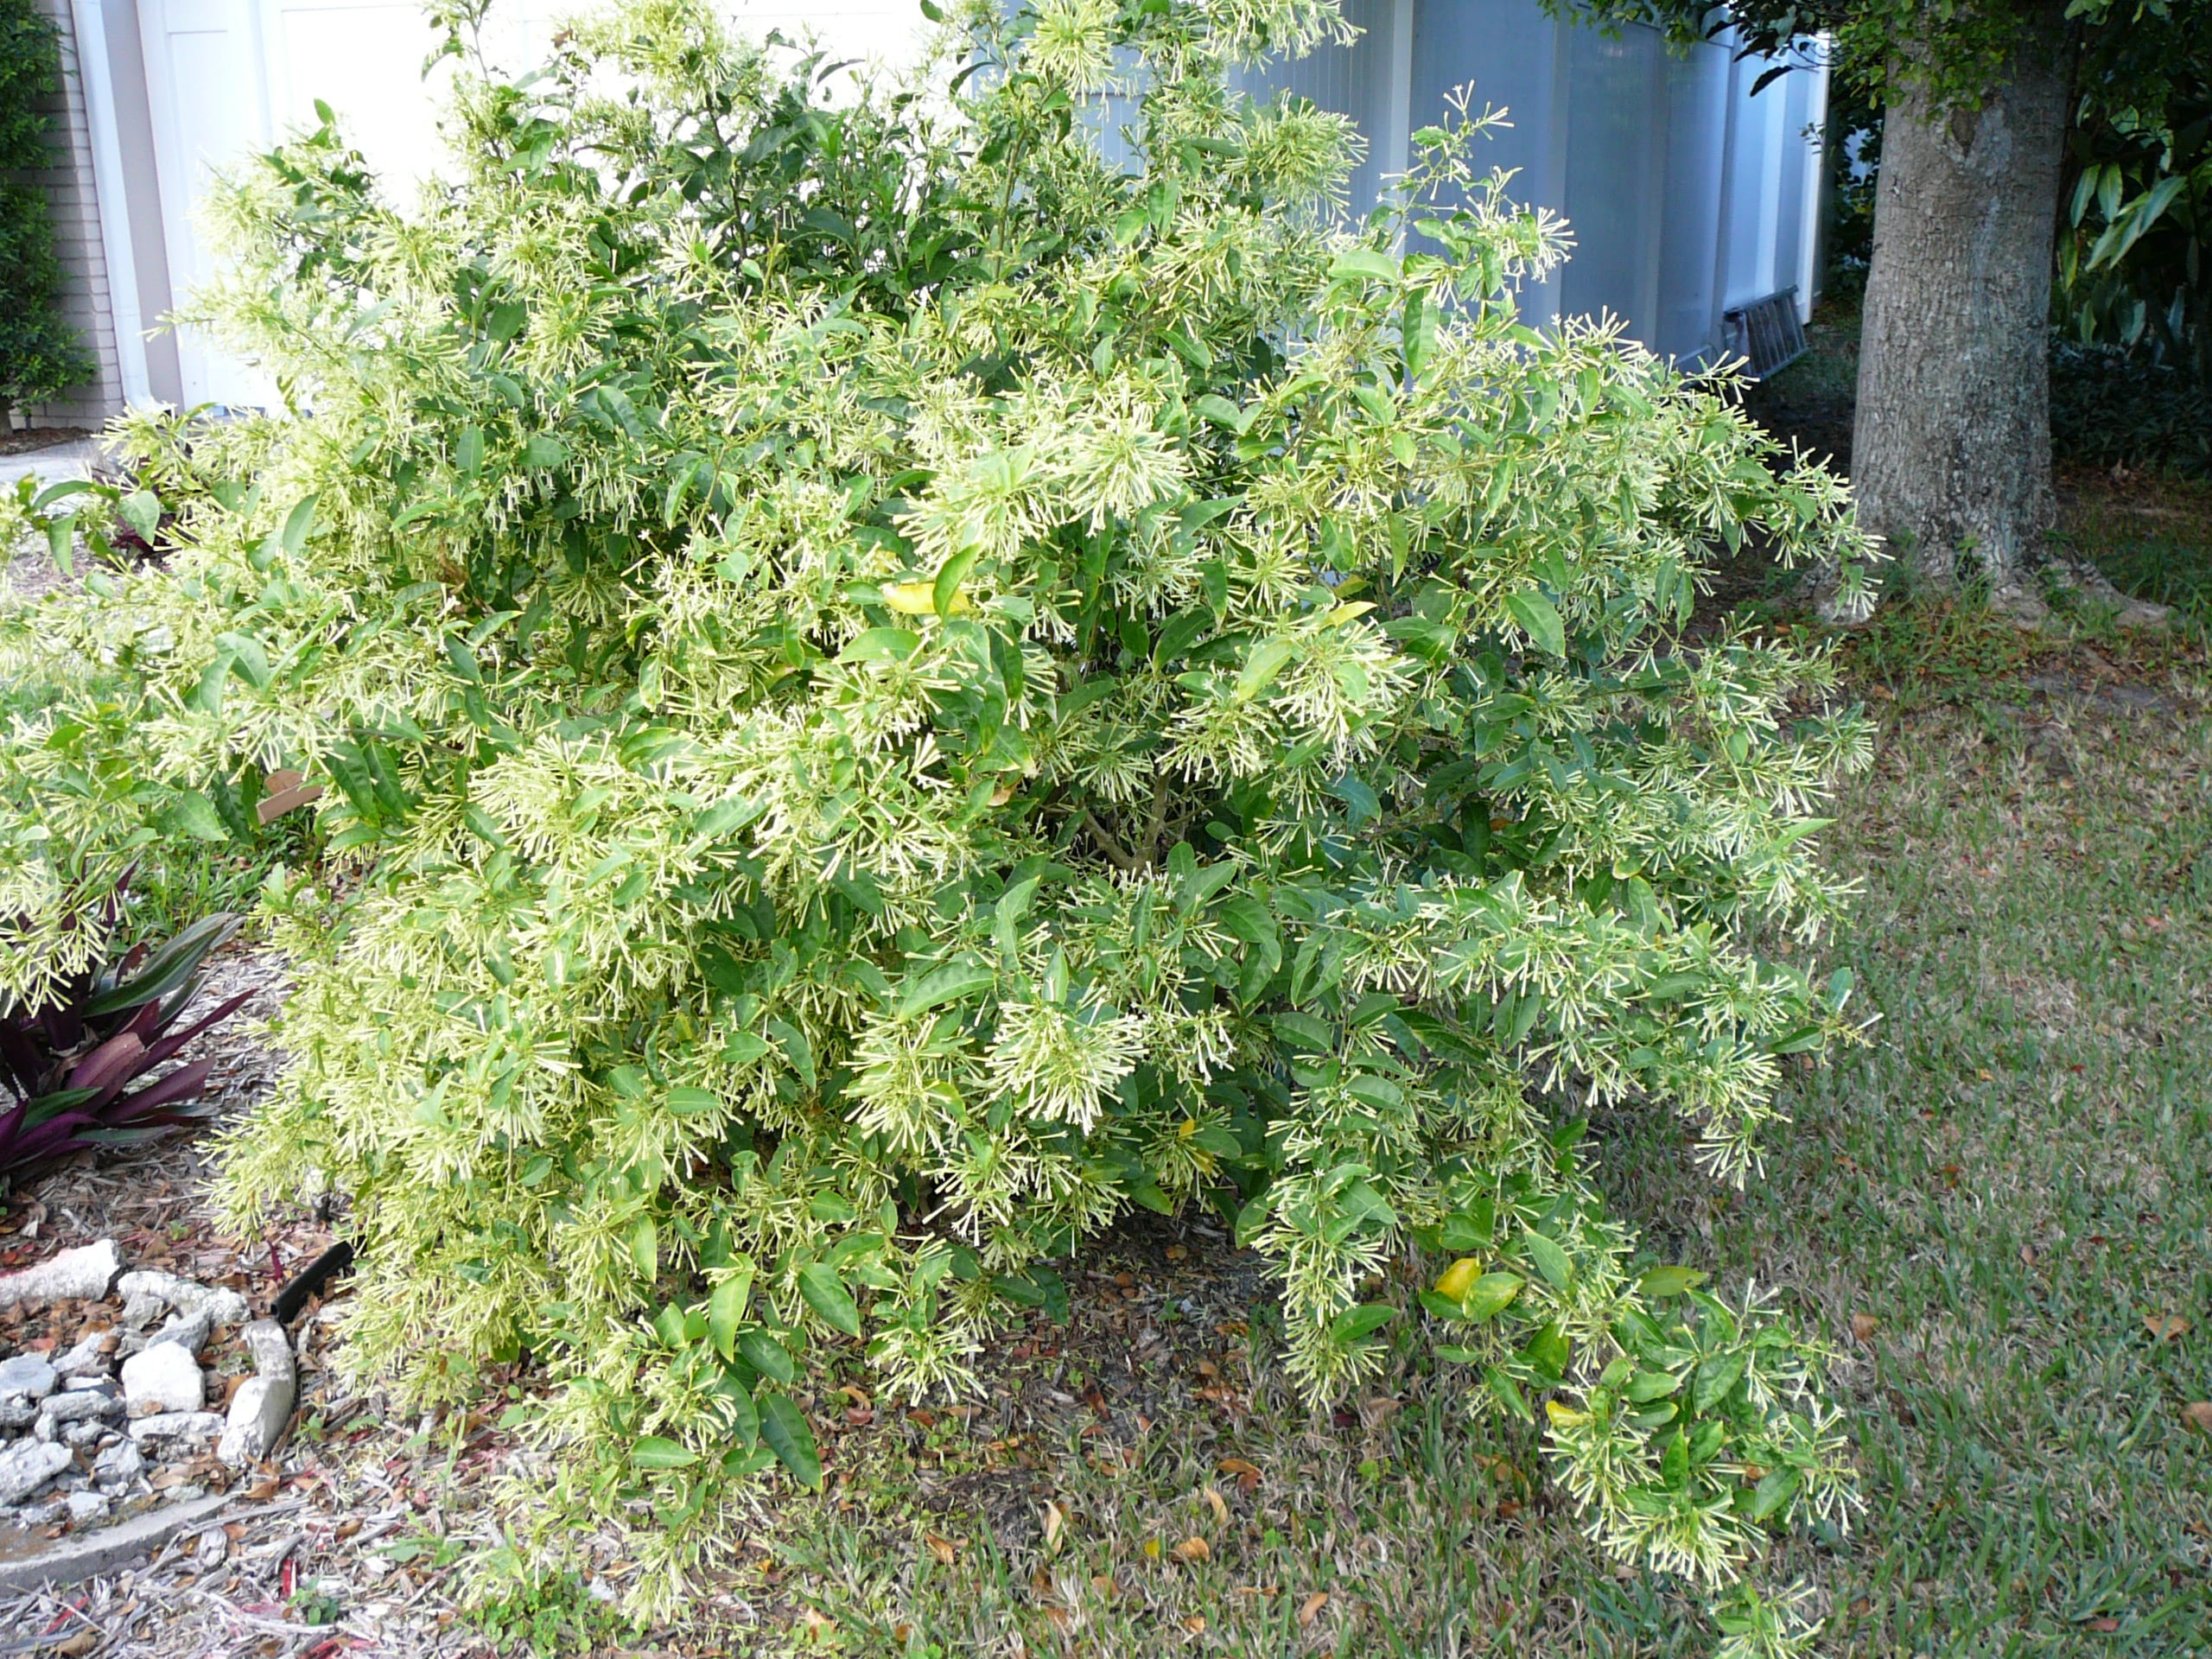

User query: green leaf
[895,961,995,1020]
[798,1263,863,1338]
[933,547,978,617]
[666,1086,720,1117]
[720,1373,760,1446]
[630,1217,658,1281]
[164,791,231,843]
[1749,1465,1800,1522]
[760,1393,823,1490]
[1330,1303,1397,1344]
[709,1274,751,1360]
[1522,1321,1569,1384]
[1236,638,1295,700]
[721,1030,771,1066]
[1192,394,1243,429]
[1693,1349,1749,1413]
[1402,290,1437,380]
[280,494,318,554]
[119,489,163,542]
[630,1436,697,1471]
[1462,1271,1524,1322]
[1330,250,1401,285]
[1504,590,1566,658]
[738,1329,798,1385]
[1637,1265,1708,1298]
[1519,1230,1573,1292]
[85,912,239,1016]
[842,627,921,663]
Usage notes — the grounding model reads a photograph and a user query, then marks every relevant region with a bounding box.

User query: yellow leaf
[882,581,938,614]
[1544,1400,1590,1428]
[1143,1537,1162,1560]
[1433,1257,1480,1301]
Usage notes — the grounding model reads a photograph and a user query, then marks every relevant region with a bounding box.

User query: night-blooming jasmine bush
[1,0,1872,1632]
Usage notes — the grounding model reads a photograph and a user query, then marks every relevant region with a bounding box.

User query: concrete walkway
[0,435,105,496]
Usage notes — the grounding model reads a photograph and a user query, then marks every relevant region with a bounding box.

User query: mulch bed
[0,944,1301,1656]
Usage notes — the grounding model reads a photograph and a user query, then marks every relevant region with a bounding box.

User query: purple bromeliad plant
[0,893,249,1191]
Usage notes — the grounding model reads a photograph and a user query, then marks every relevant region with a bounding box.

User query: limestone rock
[118,1294,165,1332]
[218,1319,297,1466]
[0,1355,58,1401]
[64,1490,109,1526]
[113,1270,249,1328]
[41,1384,121,1424]
[53,1333,116,1379]
[120,1343,205,1417]
[92,1439,143,1484]
[0,1242,122,1310]
[0,1440,72,1504]
[126,1410,224,1450]
[119,1309,213,1361]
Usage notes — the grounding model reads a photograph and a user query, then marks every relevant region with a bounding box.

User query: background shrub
[0,0,93,419]
[3,0,1873,1631]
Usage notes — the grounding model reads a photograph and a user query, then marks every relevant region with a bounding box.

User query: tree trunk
[1852,0,2075,598]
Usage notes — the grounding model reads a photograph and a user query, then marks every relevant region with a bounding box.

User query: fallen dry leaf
[2144,1312,2190,1342]
[1850,1312,1879,1344]
[1042,1501,1066,1550]
[1180,1615,1207,1634]
[1170,1535,1211,1564]
[1217,1454,1262,1493]
[1299,1591,1329,1627]
[1200,1484,1229,1525]
[1090,1573,1118,1599]
[922,1532,958,1567]
[53,1635,97,1658]
[2182,1402,2212,1434]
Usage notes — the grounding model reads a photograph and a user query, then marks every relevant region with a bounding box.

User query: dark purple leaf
[100,1057,215,1123]
[67,1032,149,1103]
[137,990,251,1073]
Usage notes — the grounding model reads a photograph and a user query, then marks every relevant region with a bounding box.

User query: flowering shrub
[1,0,1873,1627]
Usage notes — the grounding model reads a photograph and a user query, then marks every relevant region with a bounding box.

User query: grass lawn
[695,505,2212,1656]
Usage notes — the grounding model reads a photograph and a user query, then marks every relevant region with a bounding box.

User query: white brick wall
[14,0,124,428]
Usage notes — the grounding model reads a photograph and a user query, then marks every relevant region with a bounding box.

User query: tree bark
[1852,0,2075,597]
